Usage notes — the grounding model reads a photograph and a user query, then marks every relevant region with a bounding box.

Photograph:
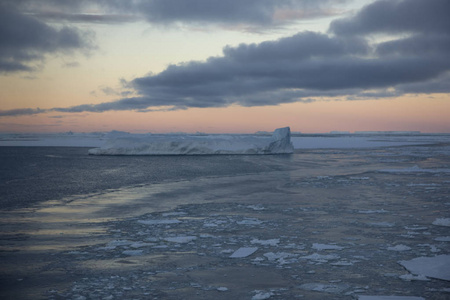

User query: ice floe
[251,239,280,246]
[312,243,344,251]
[229,247,259,258]
[432,218,450,227]
[300,253,340,262]
[379,165,450,173]
[251,290,274,300]
[137,219,181,225]
[387,245,412,251]
[299,282,350,294]
[163,236,197,243]
[399,255,450,281]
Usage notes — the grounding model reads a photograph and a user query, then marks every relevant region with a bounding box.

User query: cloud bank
[1,0,449,117]
[0,5,95,73]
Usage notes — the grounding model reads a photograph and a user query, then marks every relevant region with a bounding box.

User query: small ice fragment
[434,236,450,242]
[358,209,388,214]
[217,287,228,292]
[130,242,152,248]
[263,252,294,261]
[312,243,344,251]
[432,218,450,227]
[251,239,280,246]
[236,218,263,225]
[138,219,181,225]
[299,283,350,294]
[247,205,265,211]
[162,212,186,217]
[252,290,273,300]
[399,274,430,281]
[387,245,411,251]
[300,253,340,262]
[404,225,428,230]
[107,240,133,247]
[122,250,143,256]
[399,255,450,281]
[164,236,197,243]
[230,247,258,258]
[331,261,354,266]
[358,296,425,300]
[368,222,395,227]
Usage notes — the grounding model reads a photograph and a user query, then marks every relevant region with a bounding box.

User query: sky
[0,0,449,134]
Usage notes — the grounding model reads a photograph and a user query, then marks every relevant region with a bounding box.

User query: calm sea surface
[0,147,292,209]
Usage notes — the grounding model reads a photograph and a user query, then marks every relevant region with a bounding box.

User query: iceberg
[88,127,294,155]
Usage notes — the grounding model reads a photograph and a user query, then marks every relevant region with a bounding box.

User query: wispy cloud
[7,0,345,27]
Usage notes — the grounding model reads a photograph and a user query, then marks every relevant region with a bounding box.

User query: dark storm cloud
[1,0,450,117]
[329,0,450,36]
[0,6,95,73]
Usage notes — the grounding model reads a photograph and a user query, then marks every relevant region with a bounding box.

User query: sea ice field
[0,132,449,299]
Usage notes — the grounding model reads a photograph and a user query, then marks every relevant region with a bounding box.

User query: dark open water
[0,147,292,209]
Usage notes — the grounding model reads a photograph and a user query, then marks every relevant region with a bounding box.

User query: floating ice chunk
[252,290,274,300]
[358,296,425,300]
[300,253,340,262]
[358,209,388,214]
[331,260,354,266]
[404,225,428,230]
[247,205,266,211]
[399,274,430,281]
[299,283,350,294]
[312,243,344,251]
[137,219,181,225]
[434,236,450,242]
[88,127,294,155]
[399,255,450,281]
[379,165,450,173]
[387,245,411,251]
[230,247,259,258]
[236,218,263,225]
[217,287,228,292]
[251,239,280,246]
[263,252,294,261]
[432,218,450,227]
[164,236,197,243]
[122,250,143,256]
[368,222,395,227]
[161,212,186,217]
[130,242,153,248]
[107,240,133,247]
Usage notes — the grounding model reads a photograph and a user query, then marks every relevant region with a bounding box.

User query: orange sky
[2,94,449,133]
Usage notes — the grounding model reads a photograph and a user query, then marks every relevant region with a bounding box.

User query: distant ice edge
[88,127,294,156]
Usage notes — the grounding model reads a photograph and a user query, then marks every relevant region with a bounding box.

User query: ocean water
[1,137,450,299]
[0,147,292,209]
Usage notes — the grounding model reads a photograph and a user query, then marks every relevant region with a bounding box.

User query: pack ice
[88,127,294,155]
